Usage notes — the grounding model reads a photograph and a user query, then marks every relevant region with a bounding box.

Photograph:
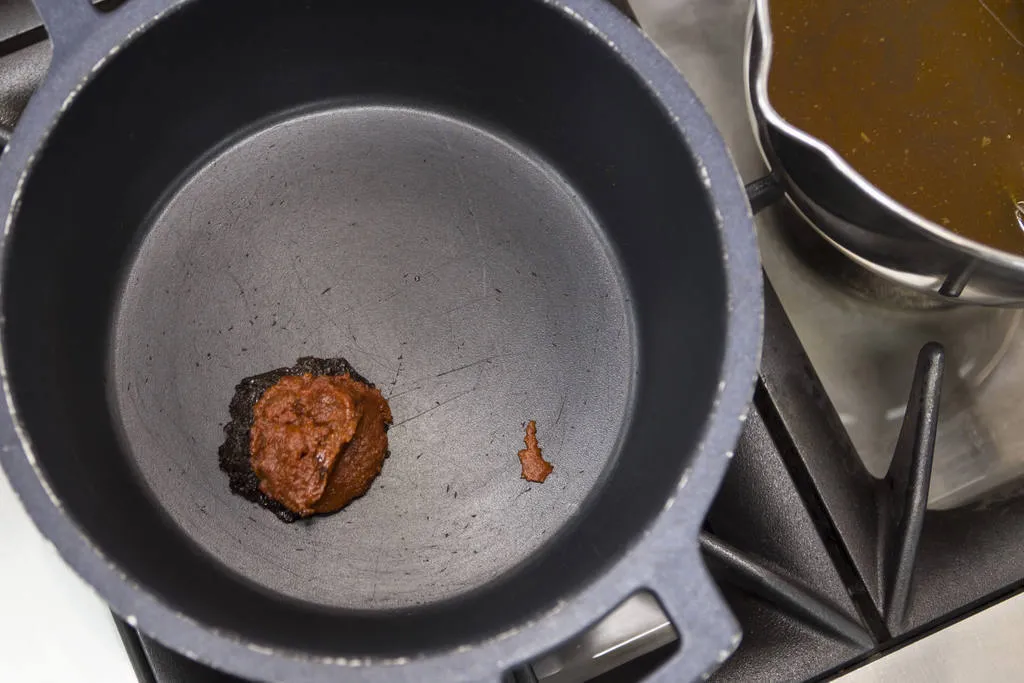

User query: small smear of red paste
[518,420,553,483]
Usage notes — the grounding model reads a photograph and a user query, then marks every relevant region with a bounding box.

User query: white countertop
[0,469,136,683]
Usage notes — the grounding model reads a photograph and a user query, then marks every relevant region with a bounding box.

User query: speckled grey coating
[115,105,633,609]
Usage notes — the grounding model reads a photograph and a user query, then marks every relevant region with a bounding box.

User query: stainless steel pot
[745,0,1024,305]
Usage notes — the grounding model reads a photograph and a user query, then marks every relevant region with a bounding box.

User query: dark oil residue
[768,0,1024,255]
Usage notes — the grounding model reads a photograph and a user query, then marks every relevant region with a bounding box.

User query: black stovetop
[5,2,1024,682]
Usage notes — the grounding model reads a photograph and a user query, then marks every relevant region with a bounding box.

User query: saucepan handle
[32,0,104,61]
[508,560,737,683]
[637,549,740,682]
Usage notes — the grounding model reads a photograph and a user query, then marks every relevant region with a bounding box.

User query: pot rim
[748,0,1024,274]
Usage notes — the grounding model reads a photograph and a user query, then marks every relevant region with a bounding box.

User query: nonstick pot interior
[116,104,635,610]
[2,0,730,659]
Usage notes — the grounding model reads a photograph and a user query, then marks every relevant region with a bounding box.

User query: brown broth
[767,0,1024,255]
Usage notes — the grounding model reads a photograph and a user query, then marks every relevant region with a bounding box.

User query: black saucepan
[0,0,761,681]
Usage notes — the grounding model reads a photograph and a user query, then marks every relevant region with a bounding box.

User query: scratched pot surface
[111,105,635,609]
